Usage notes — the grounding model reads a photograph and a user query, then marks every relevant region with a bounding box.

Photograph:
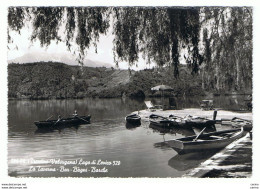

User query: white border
[1,0,259,188]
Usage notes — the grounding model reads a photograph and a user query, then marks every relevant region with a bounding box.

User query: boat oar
[46,115,53,121]
[75,116,88,123]
[54,116,62,126]
[193,127,207,141]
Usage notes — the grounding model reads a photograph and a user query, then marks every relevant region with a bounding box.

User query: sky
[7,21,155,70]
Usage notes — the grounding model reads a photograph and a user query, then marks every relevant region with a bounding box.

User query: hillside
[8,52,114,68]
[8,62,206,100]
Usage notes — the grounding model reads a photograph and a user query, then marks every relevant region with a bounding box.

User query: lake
[8,95,250,177]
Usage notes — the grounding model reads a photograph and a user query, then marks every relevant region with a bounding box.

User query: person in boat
[54,115,62,125]
[73,110,78,117]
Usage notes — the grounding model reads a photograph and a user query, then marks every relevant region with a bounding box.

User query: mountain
[8,52,115,68]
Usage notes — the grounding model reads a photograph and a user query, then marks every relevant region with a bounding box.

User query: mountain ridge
[8,52,115,68]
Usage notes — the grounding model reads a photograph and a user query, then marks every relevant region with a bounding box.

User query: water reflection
[153,141,170,150]
[149,123,196,136]
[8,95,250,177]
[168,150,220,171]
[34,125,81,135]
[125,122,141,130]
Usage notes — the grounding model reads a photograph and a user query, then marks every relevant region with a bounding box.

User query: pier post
[213,110,218,120]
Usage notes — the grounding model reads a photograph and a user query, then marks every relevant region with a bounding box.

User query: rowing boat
[166,126,247,154]
[34,115,91,129]
[149,114,174,127]
[184,116,216,127]
[125,114,141,125]
[149,114,215,129]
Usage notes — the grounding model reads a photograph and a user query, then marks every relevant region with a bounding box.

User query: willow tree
[8,6,203,77]
[8,6,252,92]
[200,7,252,92]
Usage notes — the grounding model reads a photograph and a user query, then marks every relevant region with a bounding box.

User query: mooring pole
[213,110,218,120]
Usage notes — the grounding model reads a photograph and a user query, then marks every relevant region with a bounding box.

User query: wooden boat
[34,115,91,129]
[149,114,215,129]
[184,116,216,127]
[149,114,173,127]
[166,126,247,154]
[125,114,141,125]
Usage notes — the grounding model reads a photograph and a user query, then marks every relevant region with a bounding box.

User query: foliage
[8,62,206,100]
[8,7,203,77]
[200,7,252,92]
[8,7,252,92]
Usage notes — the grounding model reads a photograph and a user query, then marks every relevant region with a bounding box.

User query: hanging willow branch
[7,6,252,82]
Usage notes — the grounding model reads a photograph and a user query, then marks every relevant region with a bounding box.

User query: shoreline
[8,93,252,101]
[134,108,253,121]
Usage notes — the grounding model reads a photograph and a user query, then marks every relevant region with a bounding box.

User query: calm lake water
[8,95,249,177]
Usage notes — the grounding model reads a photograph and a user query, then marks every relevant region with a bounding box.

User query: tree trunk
[215,63,220,91]
[201,66,205,90]
[235,55,240,91]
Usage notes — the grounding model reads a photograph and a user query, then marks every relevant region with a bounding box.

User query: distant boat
[125,114,141,125]
[166,127,247,154]
[34,115,91,129]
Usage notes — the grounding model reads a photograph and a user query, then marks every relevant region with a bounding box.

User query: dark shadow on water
[168,149,220,171]
[153,141,170,150]
[34,125,80,134]
[149,124,172,134]
[125,122,141,130]
[193,124,217,134]
[170,127,196,136]
[149,123,196,136]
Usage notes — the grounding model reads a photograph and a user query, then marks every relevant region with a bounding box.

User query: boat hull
[184,119,216,127]
[149,114,215,129]
[34,115,91,129]
[125,114,141,125]
[167,127,246,154]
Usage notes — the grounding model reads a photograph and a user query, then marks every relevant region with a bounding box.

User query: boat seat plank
[210,135,223,139]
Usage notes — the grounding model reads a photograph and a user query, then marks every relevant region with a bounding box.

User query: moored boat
[34,115,91,129]
[166,126,247,154]
[149,114,215,129]
[149,114,173,127]
[184,115,216,127]
[125,114,141,125]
